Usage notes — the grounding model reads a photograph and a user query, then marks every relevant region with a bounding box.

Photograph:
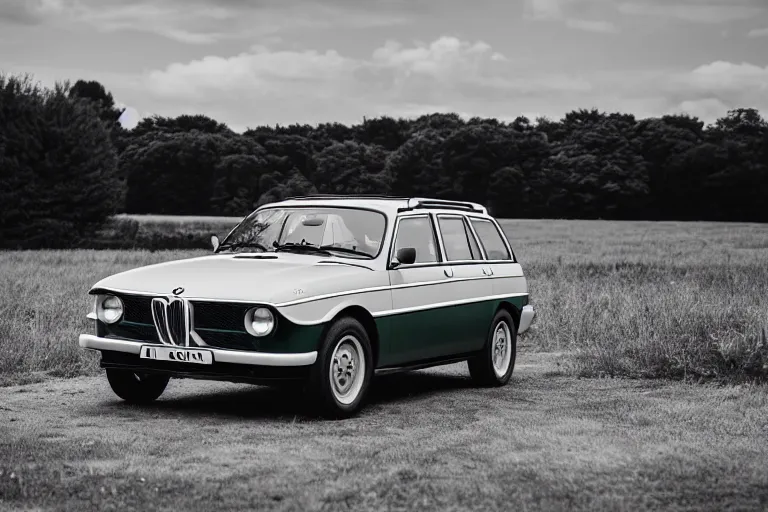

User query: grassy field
[1,218,767,383]
[2,218,768,510]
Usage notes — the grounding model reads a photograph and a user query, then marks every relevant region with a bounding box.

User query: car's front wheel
[105,369,170,403]
[308,317,373,419]
[468,309,517,386]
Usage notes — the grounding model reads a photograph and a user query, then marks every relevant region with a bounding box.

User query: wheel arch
[496,300,521,331]
[324,305,380,368]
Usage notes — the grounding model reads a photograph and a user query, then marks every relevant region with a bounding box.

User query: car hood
[90,252,382,304]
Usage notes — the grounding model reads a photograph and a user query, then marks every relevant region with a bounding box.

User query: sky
[1,0,767,132]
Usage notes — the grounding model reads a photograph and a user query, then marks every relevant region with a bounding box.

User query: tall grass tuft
[507,219,768,384]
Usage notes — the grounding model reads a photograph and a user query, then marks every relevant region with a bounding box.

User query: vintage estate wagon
[80,195,535,417]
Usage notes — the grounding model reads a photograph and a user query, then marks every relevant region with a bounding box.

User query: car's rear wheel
[308,317,373,419]
[106,368,170,403]
[468,309,517,386]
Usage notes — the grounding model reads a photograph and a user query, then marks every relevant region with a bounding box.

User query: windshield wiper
[217,241,269,253]
[317,245,374,259]
[273,242,332,256]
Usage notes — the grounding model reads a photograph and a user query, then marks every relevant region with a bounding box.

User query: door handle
[482,266,494,276]
[444,267,454,278]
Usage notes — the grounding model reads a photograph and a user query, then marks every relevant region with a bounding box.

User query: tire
[106,369,170,403]
[468,309,517,387]
[308,317,374,419]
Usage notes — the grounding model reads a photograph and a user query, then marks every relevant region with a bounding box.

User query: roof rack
[399,197,487,214]
[283,194,410,201]
[278,194,488,214]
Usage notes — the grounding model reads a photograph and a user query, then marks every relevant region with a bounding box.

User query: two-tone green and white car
[80,195,535,417]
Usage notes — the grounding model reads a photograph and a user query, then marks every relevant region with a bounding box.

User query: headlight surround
[244,307,275,337]
[97,294,124,324]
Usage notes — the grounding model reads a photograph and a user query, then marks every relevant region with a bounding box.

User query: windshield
[218,207,387,259]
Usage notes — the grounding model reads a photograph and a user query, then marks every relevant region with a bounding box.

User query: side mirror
[391,247,416,268]
[211,235,220,252]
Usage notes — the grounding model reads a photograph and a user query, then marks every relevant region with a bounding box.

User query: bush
[88,214,241,250]
[0,73,121,249]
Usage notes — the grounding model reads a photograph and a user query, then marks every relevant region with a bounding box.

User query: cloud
[146,46,356,101]
[59,34,757,130]
[524,0,619,33]
[747,27,768,37]
[7,0,413,43]
[137,36,596,128]
[566,19,618,33]
[525,0,565,20]
[525,0,766,27]
[617,1,765,23]
[676,98,731,121]
[0,0,63,24]
[677,61,768,108]
[370,38,498,80]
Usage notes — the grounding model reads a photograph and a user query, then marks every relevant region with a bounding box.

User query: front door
[386,214,455,365]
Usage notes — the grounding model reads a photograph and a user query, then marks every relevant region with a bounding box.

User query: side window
[470,219,512,261]
[437,216,481,261]
[393,216,438,264]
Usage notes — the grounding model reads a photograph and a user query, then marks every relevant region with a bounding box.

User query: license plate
[140,345,213,365]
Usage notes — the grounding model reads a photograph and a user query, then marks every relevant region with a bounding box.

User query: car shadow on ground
[93,367,479,421]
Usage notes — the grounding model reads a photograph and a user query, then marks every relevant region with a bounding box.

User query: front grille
[102,293,258,351]
[192,302,251,330]
[150,298,171,344]
[150,297,190,346]
[122,294,154,324]
[189,301,257,351]
[168,300,186,343]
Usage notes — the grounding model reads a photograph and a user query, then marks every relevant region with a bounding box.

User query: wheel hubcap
[329,335,366,405]
[492,321,512,378]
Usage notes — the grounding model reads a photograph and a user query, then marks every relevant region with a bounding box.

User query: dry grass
[0,250,206,380]
[1,219,768,383]
[501,220,768,383]
[1,354,767,511]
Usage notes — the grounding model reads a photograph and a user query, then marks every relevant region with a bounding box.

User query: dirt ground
[1,351,767,511]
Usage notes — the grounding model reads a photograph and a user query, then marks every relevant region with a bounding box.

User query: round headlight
[245,307,275,337]
[97,294,124,324]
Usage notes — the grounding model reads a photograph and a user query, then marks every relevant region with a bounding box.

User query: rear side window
[470,219,512,261]
[437,215,481,261]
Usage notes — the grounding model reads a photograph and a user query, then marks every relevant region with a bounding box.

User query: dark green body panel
[375,295,527,368]
[100,295,527,368]
[256,320,324,354]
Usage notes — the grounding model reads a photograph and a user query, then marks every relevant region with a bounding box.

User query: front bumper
[78,334,318,367]
[518,305,535,334]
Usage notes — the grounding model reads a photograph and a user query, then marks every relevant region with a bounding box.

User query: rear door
[434,213,494,354]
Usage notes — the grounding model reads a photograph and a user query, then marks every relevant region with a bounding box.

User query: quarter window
[437,216,481,261]
[393,216,438,264]
[470,219,512,261]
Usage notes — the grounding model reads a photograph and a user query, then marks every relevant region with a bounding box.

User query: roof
[266,195,488,216]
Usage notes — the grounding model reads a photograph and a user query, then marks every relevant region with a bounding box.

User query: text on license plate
[140,345,213,365]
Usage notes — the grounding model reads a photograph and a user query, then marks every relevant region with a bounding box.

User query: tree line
[1,72,767,248]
